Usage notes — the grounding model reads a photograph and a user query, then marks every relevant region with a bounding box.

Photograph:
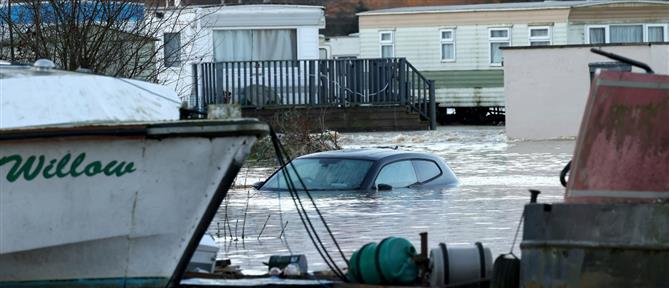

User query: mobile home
[357,0,669,122]
[154,4,325,99]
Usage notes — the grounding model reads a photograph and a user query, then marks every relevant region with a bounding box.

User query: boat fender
[475,242,486,280]
[491,253,520,288]
[374,237,391,283]
[429,242,492,286]
[439,243,450,285]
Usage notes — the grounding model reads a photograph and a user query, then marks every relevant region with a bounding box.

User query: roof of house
[357,0,669,16]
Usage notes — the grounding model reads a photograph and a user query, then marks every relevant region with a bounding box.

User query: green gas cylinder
[347,237,418,285]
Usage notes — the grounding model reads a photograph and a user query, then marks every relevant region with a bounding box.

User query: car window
[413,160,442,183]
[374,160,418,188]
[262,158,373,190]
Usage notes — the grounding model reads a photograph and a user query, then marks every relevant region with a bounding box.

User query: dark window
[164,32,181,67]
[412,160,442,183]
[375,160,417,188]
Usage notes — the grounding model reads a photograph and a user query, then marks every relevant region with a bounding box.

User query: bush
[248,109,341,164]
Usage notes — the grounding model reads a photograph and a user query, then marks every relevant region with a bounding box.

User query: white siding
[297,27,320,60]
[360,22,569,71]
[553,23,569,45]
[568,23,587,44]
[360,22,570,107]
[437,87,505,107]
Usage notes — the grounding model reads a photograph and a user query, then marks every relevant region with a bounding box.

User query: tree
[0,0,209,82]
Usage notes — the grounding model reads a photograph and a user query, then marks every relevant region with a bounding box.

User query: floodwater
[207,126,575,274]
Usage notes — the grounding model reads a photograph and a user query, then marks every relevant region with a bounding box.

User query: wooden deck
[242,106,429,132]
[190,58,436,131]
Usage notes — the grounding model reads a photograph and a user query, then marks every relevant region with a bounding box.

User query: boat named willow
[0,62,268,287]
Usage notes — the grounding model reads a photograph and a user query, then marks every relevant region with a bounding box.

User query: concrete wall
[503,43,669,140]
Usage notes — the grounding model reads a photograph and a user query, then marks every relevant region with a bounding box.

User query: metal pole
[429,80,437,130]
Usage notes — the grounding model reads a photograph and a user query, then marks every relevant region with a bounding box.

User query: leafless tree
[0,0,213,83]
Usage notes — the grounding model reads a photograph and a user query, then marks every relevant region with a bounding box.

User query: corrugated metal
[359,9,569,28]
[569,4,669,22]
[422,70,504,88]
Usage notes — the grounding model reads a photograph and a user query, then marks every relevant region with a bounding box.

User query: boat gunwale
[0,119,269,141]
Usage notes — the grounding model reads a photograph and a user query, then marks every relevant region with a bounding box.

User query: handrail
[191,57,437,130]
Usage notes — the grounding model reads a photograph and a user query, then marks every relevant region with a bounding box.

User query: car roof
[297,148,434,161]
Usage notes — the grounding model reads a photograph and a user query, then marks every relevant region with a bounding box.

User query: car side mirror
[377,183,392,191]
[252,181,265,190]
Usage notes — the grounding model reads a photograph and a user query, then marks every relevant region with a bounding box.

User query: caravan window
[379,31,394,58]
[489,28,510,66]
[586,24,668,44]
[440,29,455,61]
[213,29,297,62]
[163,32,181,67]
[529,27,551,46]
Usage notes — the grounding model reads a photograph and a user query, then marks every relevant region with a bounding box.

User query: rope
[509,210,524,256]
[271,129,347,279]
[268,128,348,281]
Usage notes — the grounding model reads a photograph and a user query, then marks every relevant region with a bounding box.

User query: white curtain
[213,30,252,62]
[441,43,454,60]
[610,25,643,43]
[648,26,665,42]
[213,29,296,62]
[589,28,605,44]
[253,30,296,61]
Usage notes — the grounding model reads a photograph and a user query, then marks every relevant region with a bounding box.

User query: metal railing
[191,58,436,129]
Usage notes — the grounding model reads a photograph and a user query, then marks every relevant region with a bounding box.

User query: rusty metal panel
[566,71,669,203]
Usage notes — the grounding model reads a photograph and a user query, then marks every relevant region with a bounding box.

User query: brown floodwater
[207,126,575,274]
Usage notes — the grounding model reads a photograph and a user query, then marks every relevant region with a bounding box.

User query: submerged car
[255,149,458,191]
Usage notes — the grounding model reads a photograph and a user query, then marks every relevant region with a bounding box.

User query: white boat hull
[0,120,267,287]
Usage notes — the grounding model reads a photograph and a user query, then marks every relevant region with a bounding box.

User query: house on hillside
[357,0,669,123]
[153,4,325,99]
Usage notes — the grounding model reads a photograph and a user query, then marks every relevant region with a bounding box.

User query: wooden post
[429,80,437,130]
[399,58,407,105]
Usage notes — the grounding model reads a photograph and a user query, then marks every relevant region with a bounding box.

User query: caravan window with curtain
[647,25,666,42]
[586,24,667,44]
[610,25,643,43]
[213,29,297,62]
